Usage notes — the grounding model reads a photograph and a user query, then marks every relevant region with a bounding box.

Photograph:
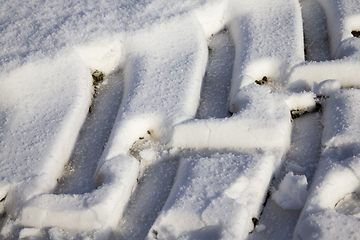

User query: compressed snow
[311,79,341,97]
[18,154,139,232]
[48,227,109,240]
[0,0,231,233]
[196,30,234,119]
[19,228,42,239]
[335,192,360,218]
[283,91,316,111]
[272,172,308,210]
[75,39,125,75]
[283,113,323,183]
[99,15,208,160]
[173,84,317,152]
[248,112,323,240]
[300,0,331,61]
[288,58,360,89]
[172,84,292,152]
[285,163,306,174]
[294,158,360,240]
[317,0,360,58]
[289,0,360,89]
[322,89,360,149]
[146,152,283,240]
[227,0,304,106]
[1,0,360,238]
[294,89,360,240]
[0,52,93,221]
[114,154,179,240]
[297,209,360,240]
[14,13,211,233]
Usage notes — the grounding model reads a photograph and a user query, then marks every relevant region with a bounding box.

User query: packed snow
[1,0,360,239]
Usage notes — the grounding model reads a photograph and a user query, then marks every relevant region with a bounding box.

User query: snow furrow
[1,0,360,239]
[0,53,93,237]
[294,89,360,240]
[289,0,360,89]
[146,152,281,240]
[14,15,209,234]
[227,0,304,100]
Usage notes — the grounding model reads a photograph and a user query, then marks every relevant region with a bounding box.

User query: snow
[311,79,341,97]
[0,52,93,218]
[19,228,41,239]
[227,0,304,104]
[322,89,360,149]
[1,0,360,239]
[317,0,360,58]
[336,192,360,218]
[196,31,234,119]
[300,0,331,62]
[249,112,322,240]
[172,84,293,151]
[289,0,360,89]
[272,172,308,210]
[293,89,360,240]
[75,39,125,75]
[146,152,282,240]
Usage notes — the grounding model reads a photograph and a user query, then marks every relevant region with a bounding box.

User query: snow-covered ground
[1,0,360,239]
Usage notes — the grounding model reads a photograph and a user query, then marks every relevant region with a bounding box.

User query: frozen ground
[1,0,360,239]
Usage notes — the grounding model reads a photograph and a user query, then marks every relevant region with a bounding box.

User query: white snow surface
[0,53,93,216]
[311,79,341,97]
[272,172,308,210]
[1,0,360,239]
[146,152,282,240]
[289,0,360,89]
[293,89,360,240]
